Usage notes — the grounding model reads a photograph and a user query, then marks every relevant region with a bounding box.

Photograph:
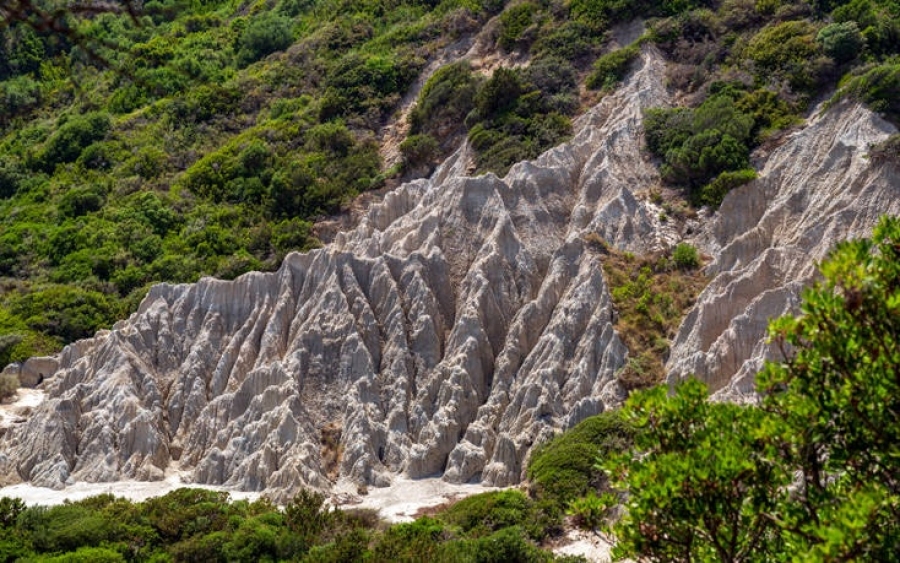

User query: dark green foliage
[586,43,641,90]
[744,20,831,92]
[839,60,900,124]
[611,216,900,561]
[531,21,597,62]
[464,63,576,175]
[236,14,294,66]
[8,285,121,344]
[40,113,112,172]
[58,185,107,218]
[0,75,41,125]
[497,2,540,51]
[444,526,557,562]
[368,517,447,562]
[400,133,440,172]
[832,0,900,58]
[409,61,479,148]
[439,490,546,540]
[474,67,524,119]
[527,411,635,508]
[817,21,865,63]
[321,52,422,122]
[698,168,756,207]
[645,93,755,191]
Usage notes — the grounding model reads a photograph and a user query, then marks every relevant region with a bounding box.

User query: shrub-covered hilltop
[0,0,898,364]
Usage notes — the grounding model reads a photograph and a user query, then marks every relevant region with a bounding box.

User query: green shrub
[531,21,597,62]
[444,526,556,562]
[698,168,756,207]
[58,185,107,218]
[586,43,641,90]
[0,75,41,122]
[566,491,615,531]
[645,94,755,190]
[400,133,440,172]
[409,61,479,142]
[473,68,524,121]
[41,546,126,562]
[817,21,865,63]
[237,14,294,66]
[672,242,700,269]
[744,20,829,92]
[440,490,533,537]
[8,285,121,344]
[839,61,900,124]
[40,113,112,171]
[369,517,447,562]
[497,2,540,51]
[527,411,635,507]
[321,52,421,121]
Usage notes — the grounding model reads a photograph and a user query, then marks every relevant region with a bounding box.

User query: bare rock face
[1,47,896,498]
[667,101,899,399]
[0,49,669,499]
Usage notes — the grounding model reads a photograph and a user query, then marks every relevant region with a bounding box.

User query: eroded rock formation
[0,47,896,500]
[667,101,900,398]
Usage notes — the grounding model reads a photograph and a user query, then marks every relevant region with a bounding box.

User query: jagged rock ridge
[1,48,897,500]
[0,49,668,499]
[667,100,899,398]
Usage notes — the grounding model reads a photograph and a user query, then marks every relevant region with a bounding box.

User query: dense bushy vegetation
[0,485,590,562]
[629,0,900,203]
[0,0,506,361]
[527,412,635,508]
[606,215,900,561]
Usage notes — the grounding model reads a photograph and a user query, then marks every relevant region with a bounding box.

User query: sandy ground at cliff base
[550,527,624,562]
[0,469,263,506]
[329,476,499,523]
[0,472,496,521]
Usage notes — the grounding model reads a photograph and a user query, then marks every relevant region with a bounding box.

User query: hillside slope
[2,46,896,500]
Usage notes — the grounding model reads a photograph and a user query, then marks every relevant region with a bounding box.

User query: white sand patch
[330,476,499,523]
[552,528,626,563]
[0,472,494,518]
[0,469,262,506]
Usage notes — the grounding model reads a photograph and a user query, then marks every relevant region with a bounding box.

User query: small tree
[759,215,900,560]
[609,216,900,561]
[607,380,788,562]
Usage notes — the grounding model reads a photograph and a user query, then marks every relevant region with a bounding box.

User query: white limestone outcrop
[1,47,897,500]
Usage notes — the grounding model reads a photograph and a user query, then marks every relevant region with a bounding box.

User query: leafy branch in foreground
[608,215,900,562]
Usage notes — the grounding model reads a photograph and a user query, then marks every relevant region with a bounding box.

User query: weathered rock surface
[668,101,899,398]
[0,47,896,499]
[0,49,668,499]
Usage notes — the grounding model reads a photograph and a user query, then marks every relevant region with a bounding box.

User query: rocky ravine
[1,48,897,501]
